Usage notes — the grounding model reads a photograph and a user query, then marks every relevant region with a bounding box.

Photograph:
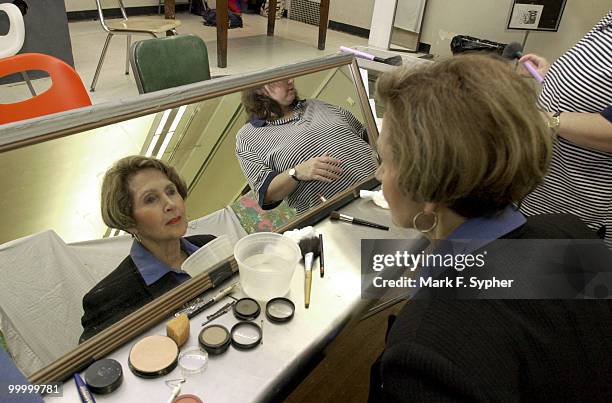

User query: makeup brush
[330,211,389,231]
[339,46,403,66]
[298,235,320,309]
[502,42,544,83]
[283,227,320,308]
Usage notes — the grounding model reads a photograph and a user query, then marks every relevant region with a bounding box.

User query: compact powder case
[265,298,295,323]
[178,346,209,375]
[83,358,123,394]
[173,394,204,403]
[233,297,261,321]
[230,321,262,350]
[128,335,179,378]
[199,324,231,355]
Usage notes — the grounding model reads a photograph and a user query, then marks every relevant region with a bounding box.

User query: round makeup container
[128,335,179,378]
[230,321,262,350]
[178,346,208,375]
[173,394,204,403]
[233,297,261,321]
[265,297,295,323]
[199,324,231,355]
[83,358,123,394]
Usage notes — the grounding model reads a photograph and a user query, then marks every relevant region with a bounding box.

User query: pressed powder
[199,324,231,355]
[233,297,261,321]
[173,394,203,403]
[128,335,179,378]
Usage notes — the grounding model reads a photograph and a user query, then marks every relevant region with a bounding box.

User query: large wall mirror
[0,53,380,382]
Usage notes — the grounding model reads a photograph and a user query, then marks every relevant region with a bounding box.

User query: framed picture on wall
[507,0,567,32]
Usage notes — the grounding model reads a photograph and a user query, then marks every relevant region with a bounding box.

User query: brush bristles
[298,236,320,258]
[329,211,340,220]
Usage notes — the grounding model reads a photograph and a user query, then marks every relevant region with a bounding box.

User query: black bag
[450,35,506,55]
[202,1,243,29]
[191,0,205,15]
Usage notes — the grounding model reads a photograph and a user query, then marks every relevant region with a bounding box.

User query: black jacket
[370,214,612,402]
[80,234,215,342]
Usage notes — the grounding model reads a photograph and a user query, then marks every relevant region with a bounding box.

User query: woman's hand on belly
[295,154,343,182]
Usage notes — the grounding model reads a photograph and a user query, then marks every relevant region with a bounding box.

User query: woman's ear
[423,202,438,215]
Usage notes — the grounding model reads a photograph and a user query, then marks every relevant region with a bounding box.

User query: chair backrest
[130,34,211,94]
[94,0,129,31]
[0,53,91,125]
[0,3,25,58]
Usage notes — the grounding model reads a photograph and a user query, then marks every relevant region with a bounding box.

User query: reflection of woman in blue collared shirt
[368,55,611,402]
[80,156,215,342]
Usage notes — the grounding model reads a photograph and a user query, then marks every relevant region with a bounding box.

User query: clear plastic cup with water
[233,232,301,301]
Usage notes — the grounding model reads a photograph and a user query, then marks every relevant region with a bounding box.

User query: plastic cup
[233,232,301,301]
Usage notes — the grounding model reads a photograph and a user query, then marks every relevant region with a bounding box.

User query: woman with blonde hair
[368,54,611,402]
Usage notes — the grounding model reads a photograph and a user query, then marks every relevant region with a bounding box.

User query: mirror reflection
[0,63,378,377]
[236,78,377,214]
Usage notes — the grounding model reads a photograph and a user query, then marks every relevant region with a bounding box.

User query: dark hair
[241,85,300,122]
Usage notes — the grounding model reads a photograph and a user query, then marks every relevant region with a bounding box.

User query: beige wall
[65,0,160,12]
[420,0,611,61]
[329,0,375,30]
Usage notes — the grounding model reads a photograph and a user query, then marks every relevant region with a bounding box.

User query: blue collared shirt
[439,205,526,254]
[131,238,199,286]
[404,206,527,298]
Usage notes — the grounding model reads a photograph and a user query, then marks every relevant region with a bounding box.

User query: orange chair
[0,53,91,125]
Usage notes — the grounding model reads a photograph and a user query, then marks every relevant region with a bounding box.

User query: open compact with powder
[128,335,179,378]
[232,297,261,321]
[199,324,231,355]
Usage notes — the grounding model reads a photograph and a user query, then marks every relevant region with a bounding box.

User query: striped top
[520,11,612,246]
[236,99,378,213]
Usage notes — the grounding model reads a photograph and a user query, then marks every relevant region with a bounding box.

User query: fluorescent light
[156,131,175,159]
[145,134,160,157]
[155,109,172,135]
[168,105,187,132]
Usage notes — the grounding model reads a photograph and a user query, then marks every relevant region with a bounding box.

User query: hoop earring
[412,211,438,233]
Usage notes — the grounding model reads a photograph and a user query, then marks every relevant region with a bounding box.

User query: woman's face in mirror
[262,79,296,107]
[128,168,187,243]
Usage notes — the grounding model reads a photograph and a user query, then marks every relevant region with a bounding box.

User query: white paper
[509,4,544,29]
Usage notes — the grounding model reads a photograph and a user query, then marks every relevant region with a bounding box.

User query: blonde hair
[376,54,553,217]
[100,156,187,231]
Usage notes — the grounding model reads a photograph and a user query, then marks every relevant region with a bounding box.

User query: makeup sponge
[166,314,190,347]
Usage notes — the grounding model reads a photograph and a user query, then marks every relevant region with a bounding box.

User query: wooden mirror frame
[0,53,380,384]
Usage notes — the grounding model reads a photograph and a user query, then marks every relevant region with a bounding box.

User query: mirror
[370,0,428,52]
[390,0,428,51]
[0,54,380,381]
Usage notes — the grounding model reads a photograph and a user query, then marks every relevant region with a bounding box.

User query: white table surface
[50,197,421,403]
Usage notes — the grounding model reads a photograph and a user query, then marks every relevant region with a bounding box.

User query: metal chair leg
[125,35,131,75]
[21,72,36,96]
[158,0,162,14]
[90,33,113,92]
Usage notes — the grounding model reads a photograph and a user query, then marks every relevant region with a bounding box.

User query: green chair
[129,34,211,94]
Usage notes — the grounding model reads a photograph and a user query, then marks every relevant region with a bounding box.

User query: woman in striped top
[518,11,612,247]
[236,78,378,213]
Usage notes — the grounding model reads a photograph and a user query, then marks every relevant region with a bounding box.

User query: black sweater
[80,235,215,342]
[370,214,612,402]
